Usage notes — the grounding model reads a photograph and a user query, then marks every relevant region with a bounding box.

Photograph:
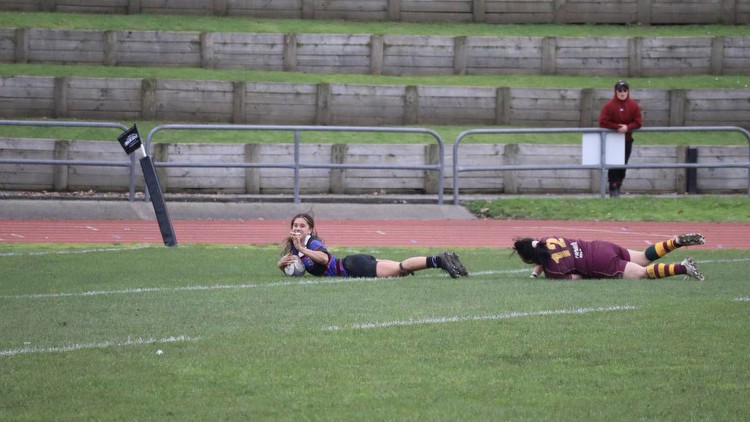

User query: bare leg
[375,253,468,279]
[376,257,427,278]
[627,249,650,266]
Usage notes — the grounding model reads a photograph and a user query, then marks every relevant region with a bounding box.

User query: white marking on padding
[323,305,638,331]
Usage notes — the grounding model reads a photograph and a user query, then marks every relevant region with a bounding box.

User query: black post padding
[686,147,698,195]
[140,156,178,247]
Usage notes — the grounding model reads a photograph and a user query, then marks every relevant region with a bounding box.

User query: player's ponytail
[512,238,551,265]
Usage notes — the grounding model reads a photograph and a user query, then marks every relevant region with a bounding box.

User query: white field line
[323,305,638,331]
[734,296,750,302]
[471,269,528,276]
[517,225,750,247]
[0,245,153,257]
[0,269,526,300]
[0,335,199,358]
[0,278,380,300]
[705,258,750,263]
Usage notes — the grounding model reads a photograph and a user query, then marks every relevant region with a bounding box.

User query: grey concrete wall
[4,28,749,77]
[2,76,748,128]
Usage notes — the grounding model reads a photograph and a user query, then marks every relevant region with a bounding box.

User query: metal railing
[3,120,749,205]
[146,124,446,204]
[0,119,139,198]
[452,126,750,205]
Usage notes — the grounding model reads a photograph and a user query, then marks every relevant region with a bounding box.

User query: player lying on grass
[277,213,468,278]
[512,233,705,280]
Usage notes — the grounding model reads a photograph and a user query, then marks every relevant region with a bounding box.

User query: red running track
[1,219,748,249]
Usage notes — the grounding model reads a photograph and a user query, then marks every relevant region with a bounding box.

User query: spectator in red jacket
[599,80,643,198]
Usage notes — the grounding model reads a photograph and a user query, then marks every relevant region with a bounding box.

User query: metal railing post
[146,124,445,205]
[599,131,608,197]
[293,130,301,204]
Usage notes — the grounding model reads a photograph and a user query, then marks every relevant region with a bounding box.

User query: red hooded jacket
[598,88,643,143]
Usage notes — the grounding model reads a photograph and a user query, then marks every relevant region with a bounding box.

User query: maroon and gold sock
[645,238,680,261]
[646,263,686,279]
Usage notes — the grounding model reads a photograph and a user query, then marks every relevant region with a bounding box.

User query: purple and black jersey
[291,236,379,278]
[539,236,631,279]
[291,236,348,277]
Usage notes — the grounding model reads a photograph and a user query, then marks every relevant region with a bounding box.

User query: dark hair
[281,213,321,256]
[614,80,629,91]
[289,213,317,235]
[512,237,551,265]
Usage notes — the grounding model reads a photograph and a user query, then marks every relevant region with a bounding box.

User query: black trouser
[608,140,633,187]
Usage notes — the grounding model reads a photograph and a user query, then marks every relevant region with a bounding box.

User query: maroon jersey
[539,236,631,279]
[598,90,642,143]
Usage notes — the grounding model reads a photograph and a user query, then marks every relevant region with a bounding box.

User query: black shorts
[342,254,378,278]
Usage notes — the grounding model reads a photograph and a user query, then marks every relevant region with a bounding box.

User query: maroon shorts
[586,240,631,278]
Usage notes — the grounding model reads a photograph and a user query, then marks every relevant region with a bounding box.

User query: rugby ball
[284,257,306,277]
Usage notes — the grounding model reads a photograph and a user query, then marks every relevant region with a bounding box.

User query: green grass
[4,11,750,37]
[1,243,748,420]
[467,195,750,222]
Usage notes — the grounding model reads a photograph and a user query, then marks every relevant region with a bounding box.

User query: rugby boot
[676,233,705,246]
[438,252,469,278]
[682,256,705,281]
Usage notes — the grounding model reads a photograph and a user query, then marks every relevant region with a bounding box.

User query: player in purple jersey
[277,213,468,279]
[512,233,705,280]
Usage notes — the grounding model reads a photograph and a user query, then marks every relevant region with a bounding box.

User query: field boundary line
[0,245,153,257]
[0,334,198,357]
[322,305,638,331]
[0,269,528,300]
[0,278,385,300]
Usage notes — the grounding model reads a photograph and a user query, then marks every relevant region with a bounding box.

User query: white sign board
[582,133,625,165]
